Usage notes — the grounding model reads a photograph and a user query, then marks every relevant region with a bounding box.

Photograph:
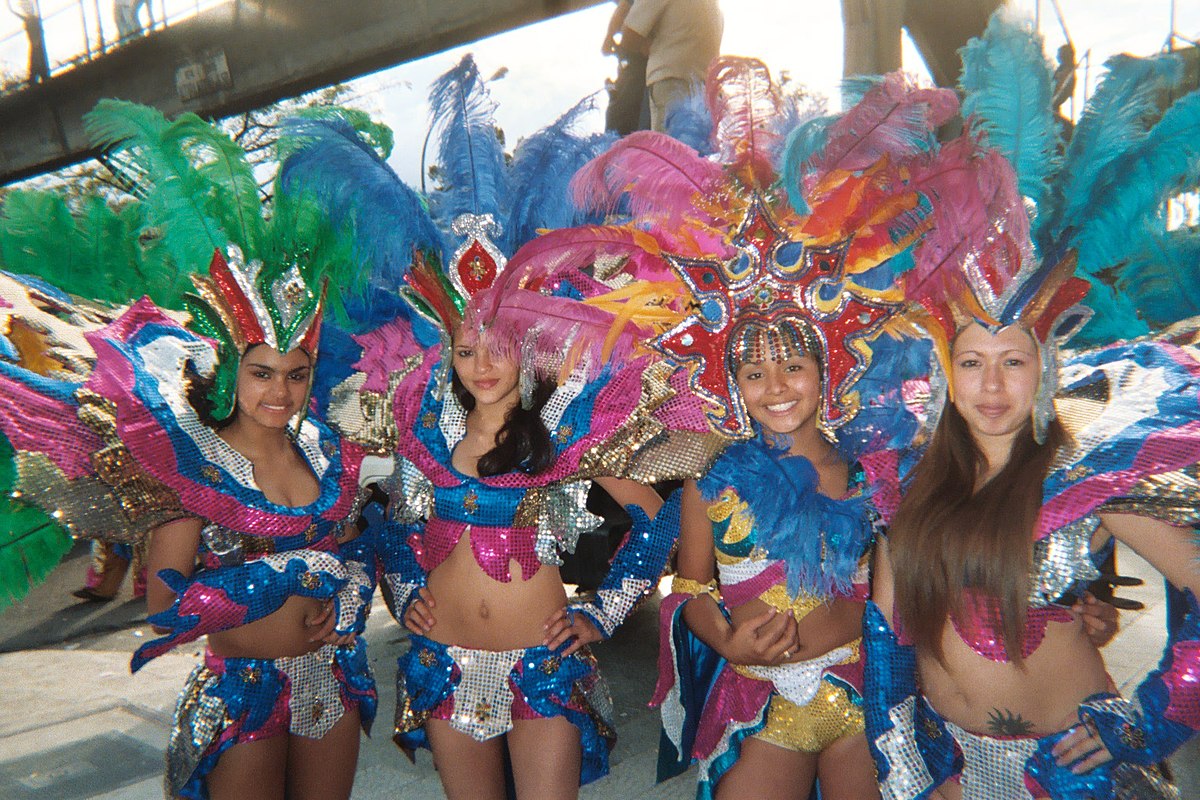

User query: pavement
[0,540,1196,799]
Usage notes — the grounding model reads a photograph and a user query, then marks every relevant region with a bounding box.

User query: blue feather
[1048,53,1184,247]
[279,117,446,332]
[698,439,874,597]
[1069,88,1200,278]
[427,54,508,230]
[840,75,883,108]
[502,95,616,254]
[1118,228,1200,328]
[664,89,714,154]
[834,332,929,460]
[959,9,1060,211]
[778,114,837,214]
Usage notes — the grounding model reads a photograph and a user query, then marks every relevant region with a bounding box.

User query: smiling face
[734,351,822,438]
[452,335,520,412]
[233,345,313,430]
[950,322,1041,449]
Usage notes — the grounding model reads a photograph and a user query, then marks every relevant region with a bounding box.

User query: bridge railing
[1,0,227,93]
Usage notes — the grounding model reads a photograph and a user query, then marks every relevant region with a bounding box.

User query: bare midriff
[425,528,569,650]
[208,595,328,659]
[729,594,865,662]
[919,613,1111,736]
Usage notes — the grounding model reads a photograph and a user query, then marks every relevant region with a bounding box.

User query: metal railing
[1,0,227,94]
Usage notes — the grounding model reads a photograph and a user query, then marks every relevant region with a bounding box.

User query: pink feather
[502,225,672,288]
[570,131,724,224]
[812,73,959,177]
[706,57,784,188]
[903,135,1030,306]
[464,288,644,378]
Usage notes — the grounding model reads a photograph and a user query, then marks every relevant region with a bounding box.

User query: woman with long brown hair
[861,87,1200,800]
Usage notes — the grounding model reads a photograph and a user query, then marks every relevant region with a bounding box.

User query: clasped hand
[722,606,800,666]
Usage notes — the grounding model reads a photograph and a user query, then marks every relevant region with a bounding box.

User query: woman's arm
[594,475,662,518]
[546,477,677,652]
[677,480,798,665]
[1098,513,1200,595]
[145,516,203,624]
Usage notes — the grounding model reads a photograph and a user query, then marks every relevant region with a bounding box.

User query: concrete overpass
[0,0,1107,186]
[0,0,605,185]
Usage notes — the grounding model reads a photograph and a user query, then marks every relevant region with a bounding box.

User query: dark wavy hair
[184,360,236,430]
[451,371,557,476]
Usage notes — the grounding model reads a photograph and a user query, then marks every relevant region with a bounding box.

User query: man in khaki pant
[618,0,723,132]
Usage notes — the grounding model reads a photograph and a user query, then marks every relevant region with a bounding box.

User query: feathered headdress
[894,8,1200,440]
[84,99,353,423]
[566,58,949,445]
[280,55,658,406]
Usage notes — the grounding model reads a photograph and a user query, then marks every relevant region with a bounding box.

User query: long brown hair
[888,402,1065,665]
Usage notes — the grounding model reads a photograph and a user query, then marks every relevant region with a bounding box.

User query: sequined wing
[1042,338,1200,537]
[0,273,127,609]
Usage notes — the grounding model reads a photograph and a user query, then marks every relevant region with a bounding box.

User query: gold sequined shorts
[755,675,865,753]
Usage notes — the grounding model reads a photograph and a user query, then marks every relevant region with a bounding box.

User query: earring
[519,330,538,411]
[1031,340,1058,445]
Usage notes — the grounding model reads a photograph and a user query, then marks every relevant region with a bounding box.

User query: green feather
[0,434,72,612]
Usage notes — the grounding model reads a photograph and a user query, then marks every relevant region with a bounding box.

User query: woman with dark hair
[382,317,676,800]
[658,313,883,800]
[0,101,380,800]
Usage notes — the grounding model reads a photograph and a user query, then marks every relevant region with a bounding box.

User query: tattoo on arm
[986,708,1036,736]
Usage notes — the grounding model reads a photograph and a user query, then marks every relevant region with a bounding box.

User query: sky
[2,0,1199,187]
[342,0,1200,185]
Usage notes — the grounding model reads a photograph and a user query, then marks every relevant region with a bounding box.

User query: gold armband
[671,576,721,601]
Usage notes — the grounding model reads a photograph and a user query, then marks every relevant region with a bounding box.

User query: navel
[478,599,490,619]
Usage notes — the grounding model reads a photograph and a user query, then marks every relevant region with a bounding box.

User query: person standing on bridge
[114,0,152,41]
[8,0,48,83]
[617,0,722,131]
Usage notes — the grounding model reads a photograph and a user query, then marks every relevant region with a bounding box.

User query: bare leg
[425,718,508,800]
[815,732,881,800]
[932,782,963,800]
[286,705,362,800]
[206,733,287,800]
[507,716,581,800]
[714,737,817,800]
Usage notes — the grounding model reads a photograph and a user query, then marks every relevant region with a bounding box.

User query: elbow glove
[862,601,955,800]
[571,488,681,639]
[1076,589,1200,765]
[132,549,349,672]
[370,502,427,624]
[335,527,378,638]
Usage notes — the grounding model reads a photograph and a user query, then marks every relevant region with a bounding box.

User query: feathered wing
[427,54,508,229]
[959,8,1061,210]
[0,432,72,612]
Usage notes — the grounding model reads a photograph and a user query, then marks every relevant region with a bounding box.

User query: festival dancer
[552,57,952,798]
[863,12,1200,799]
[279,82,721,798]
[0,101,380,800]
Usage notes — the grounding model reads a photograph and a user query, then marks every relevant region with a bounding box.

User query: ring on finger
[782,649,791,660]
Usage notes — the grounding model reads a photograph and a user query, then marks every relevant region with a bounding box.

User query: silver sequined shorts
[167,641,375,799]
[943,719,1178,800]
